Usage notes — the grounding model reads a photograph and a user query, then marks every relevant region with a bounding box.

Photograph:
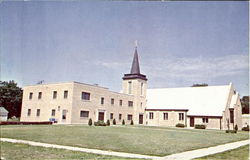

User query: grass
[196,145,249,160]
[0,141,138,160]
[1,125,249,156]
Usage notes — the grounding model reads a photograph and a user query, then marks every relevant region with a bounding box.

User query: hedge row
[0,121,53,125]
[194,124,206,129]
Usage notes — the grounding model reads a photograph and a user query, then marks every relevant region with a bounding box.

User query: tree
[0,80,22,118]
[192,83,208,87]
[241,96,249,114]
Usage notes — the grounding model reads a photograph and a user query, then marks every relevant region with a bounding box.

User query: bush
[226,130,237,133]
[88,118,92,126]
[94,120,106,126]
[242,125,249,131]
[122,119,125,125]
[106,120,110,126]
[7,116,20,122]
[234,125,238,132]
[176,123,185,128]
[195,124,206,129]
[113,119,116,125]
[130,120,134,125]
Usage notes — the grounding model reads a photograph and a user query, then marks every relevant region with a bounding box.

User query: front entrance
[190,117,195,127]
[98,112,104,121]
[139,114,143,124]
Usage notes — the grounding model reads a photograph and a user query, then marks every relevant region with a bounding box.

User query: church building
[20,46,242,130]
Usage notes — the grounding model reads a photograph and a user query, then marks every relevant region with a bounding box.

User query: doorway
[139,114,143,124]
[190,117,194,127]
[98,112,104,121]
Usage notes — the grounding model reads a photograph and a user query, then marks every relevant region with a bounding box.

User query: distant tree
[241,96,249,114]
[88,118,92,126]
[113,119,116,125]
[0,80,22,118]
[192,83,208,87]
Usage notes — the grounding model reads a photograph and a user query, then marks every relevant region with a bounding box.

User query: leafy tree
[241,96,249,114]
[0,80,22,118]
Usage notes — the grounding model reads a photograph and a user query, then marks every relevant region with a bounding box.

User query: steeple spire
[130,47,140,74]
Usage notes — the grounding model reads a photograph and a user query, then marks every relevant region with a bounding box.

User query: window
[230,109,234,123]
[119,100,122,106]
[111,98,114,105]
[119,114,122,120]
[80,111,89,118]
[149,112,154,119]
[53,91,57,99]
[29,92,33,100]
[127,114,133,120]
[141,82,143,95]
[51,109,56,116]
[128,81,132,94]
[128,101,133,107]
[163,113,168,120]
[81,92,90,100]
[38,92,42,99]
[179,113,184,121]
[64,90,68,99]
[36,109,40,117]
[62,110,67,120]
[27,109,31,116]
[110,113,113,119]
[202,117,208,123]
[101,97,104,105]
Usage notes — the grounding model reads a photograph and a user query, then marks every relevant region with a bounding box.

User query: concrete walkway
[0,138,249,160]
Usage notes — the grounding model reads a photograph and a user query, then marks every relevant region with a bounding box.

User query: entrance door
[190,117,194,127]
[98,112,104,121]
[139,115,143,124]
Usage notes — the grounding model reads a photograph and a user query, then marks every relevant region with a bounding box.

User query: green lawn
[1,125,249,156]
[0,141,138,160]
[196,145,249,160]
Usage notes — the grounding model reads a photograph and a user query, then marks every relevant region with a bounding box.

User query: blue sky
[1,1,249,96]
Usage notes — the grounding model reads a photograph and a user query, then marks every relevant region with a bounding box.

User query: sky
[0,1,249,96]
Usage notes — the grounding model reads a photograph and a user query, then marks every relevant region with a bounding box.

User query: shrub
[7,116,20,122]
[234,125,238,132]
[122,119,125,125]
[226,130,237,133]
[130,120,134,125]
[195,124,206,129]
[176,123,185,128]
[113,119,116,125]
[88,118,92,126]
[106,120,110,126]
[94,120,106,126]
[242,125,249,131]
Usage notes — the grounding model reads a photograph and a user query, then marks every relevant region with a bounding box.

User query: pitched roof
[0,107,9,114]
[147,85,232,116]
[130,47,140,74]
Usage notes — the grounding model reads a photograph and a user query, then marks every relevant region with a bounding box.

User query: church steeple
[123,45,147,81]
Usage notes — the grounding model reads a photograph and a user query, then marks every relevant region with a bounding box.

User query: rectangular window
[128,81,132,94]
[230,110,234,123]
[101,97,104,105]
[27,109,31,116]
[64,90,68,99]
[149,112,154,119]
[141,82,143,95]
[119,100,122,106]
[36,109,40,117]
[111,98,114,105]
[62,110,67,120]
[119,114,122,120]
[163,113,168,120]
[38,92,42,99]
[80,111,89,118]
[51,109,56,116]
[202,117,208,123]
[179,113,184,121]
[29,92,33,100]
[81,92,90,100]
[128,101,133,107]
[127,114,133,120]
[53,91,57,99]
[110,113,113,119]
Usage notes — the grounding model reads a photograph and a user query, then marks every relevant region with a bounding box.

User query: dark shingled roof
[123,47,147,81]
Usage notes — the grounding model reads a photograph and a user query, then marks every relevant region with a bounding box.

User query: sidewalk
[1,138,249,160]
